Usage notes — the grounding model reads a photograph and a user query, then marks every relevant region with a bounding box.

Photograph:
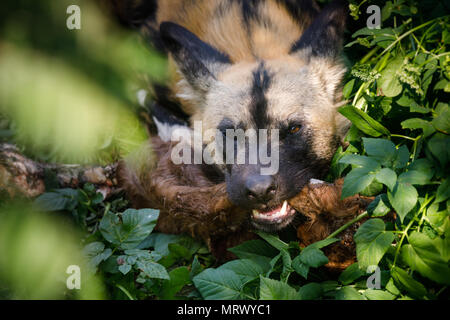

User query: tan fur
[151,0,349,162]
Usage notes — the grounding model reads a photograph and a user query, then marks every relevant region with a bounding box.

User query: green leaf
[401,232,450,285]
[401,118,435,138]
[375,168,397,191]
[427,133,450,167]
[363,138,397,166]
[228,239,279,261]
[298,283,323,300]
[436,179,450,203]
[99,208,159,250]
[34,189,78,212]
[398,170,432,185]
[190,256,203,280]
[378,55,403,97]
[292,256,309,279]
[159,267,191,300]
[137,260,169,280]
[219,259,270,284]
[193,269,244,300]
[388,182,418,222]
[259,277,300,300]
[338,105,390,137]
[335,286,365,300]
[307,238,340,249]
[343,79,355,99]
[391,267,427,299]
[83,242,113,270]
[118,263,132,275]
[299,247,329,268]
[393,145,410,169]
[339,263,365,285]
[432,105,450,134]
[364,289,396,300]
[354,219,395,270]
[367,194,391,217]
[339,154,380,168]
[341,167,377,198]
[255,231,289,251]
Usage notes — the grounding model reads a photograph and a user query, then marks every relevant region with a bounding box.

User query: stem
[377,17,445,59]
[326,212,369,240]
[391,134,417,141]
[116,284,135,300]
[392,195,434,267]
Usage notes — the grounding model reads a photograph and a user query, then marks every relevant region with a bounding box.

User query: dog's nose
[245,175,276,201]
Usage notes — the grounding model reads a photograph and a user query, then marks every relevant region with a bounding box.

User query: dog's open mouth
[251,200,297,231]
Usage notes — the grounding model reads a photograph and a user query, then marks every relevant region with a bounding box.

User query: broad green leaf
[367,194,391,217]
[393,145,410,169]
[34,189,79,212]
[159,267,191,300]
[354,219,394,270]
[335,286,365,300]
[360,180,383,197]
[228,239,279,261]
[401,232,450,285]
[193,269,243,300]
[339,105,390,137]
[427,133,450,167]
[299,247,329,268]
[388,182,418,222]
[137,260,169,280]
[83,242,112,270]
[292,256,309,279]
[432,105,450,134]
[259,277,300,300]
[298,282,323,300]
[378,55,403,97]
[398,170,432,185]
[339,154,380,168]
[118,263,132,275]
[364,289,396,300]
[99,209,159,250]
[341,167,377,198]
[391,267,427,299]
[339,263,365,285]
[219,259,270,284]
[375,168,397,191]
[363,138,397,166]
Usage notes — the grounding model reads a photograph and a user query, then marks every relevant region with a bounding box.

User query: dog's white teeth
[252,209,260,217]
[280,201,288,216]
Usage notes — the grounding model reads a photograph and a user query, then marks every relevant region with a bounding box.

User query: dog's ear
[160,22,231,93]
[290,0,348,102]
[290,0,347,59]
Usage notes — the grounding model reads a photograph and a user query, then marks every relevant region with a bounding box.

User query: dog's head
[159,1,349,231]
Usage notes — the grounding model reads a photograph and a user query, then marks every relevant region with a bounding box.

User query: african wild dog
[114,0,351,232]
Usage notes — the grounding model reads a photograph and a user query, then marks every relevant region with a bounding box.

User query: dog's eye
[289,125,301,134]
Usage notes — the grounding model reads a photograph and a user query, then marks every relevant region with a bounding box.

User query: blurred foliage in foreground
[0,0,167,164]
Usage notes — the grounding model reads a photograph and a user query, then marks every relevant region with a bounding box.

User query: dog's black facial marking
[160,22,231,90]
[249,62,272,129]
